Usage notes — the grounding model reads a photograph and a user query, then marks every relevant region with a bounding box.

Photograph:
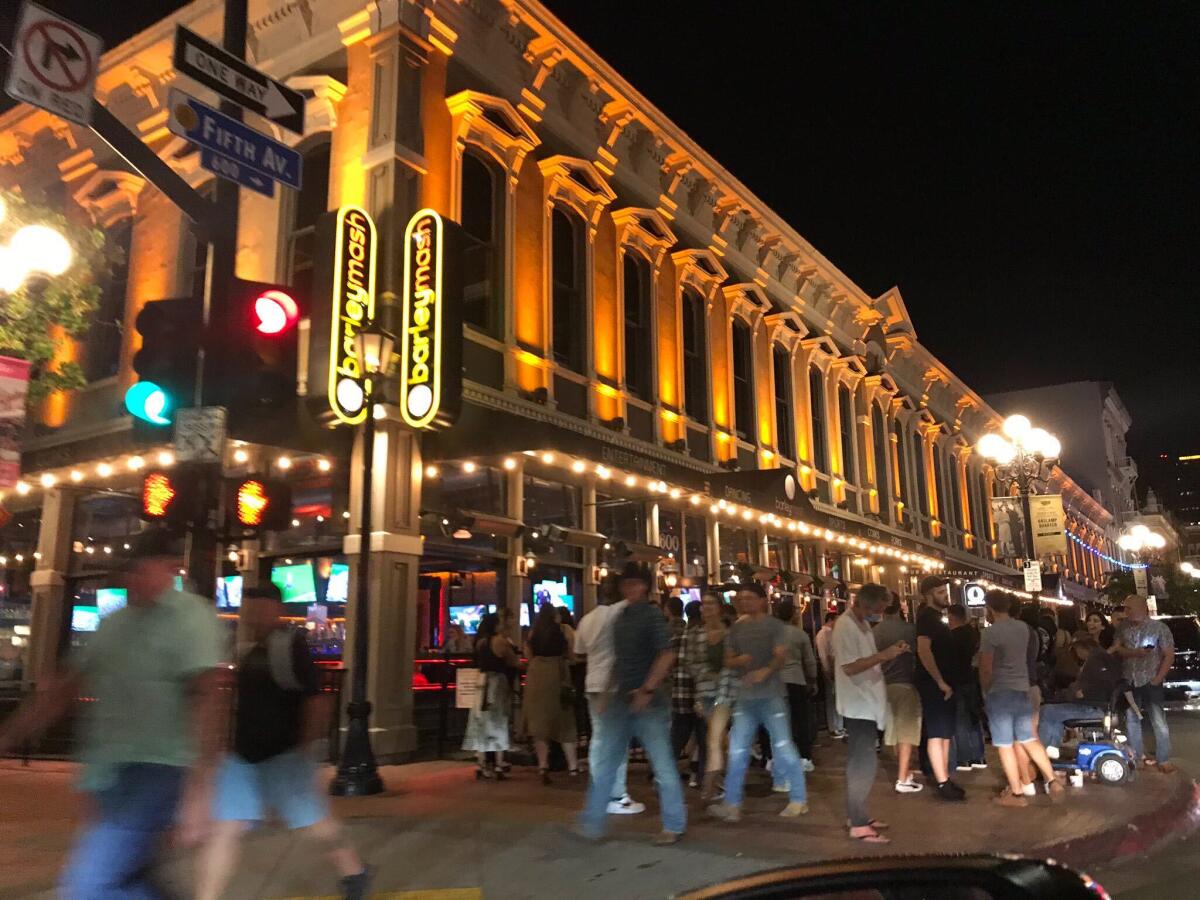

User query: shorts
[212,750,328,829]
[986,689,1035,747]
[884,683,922,747]
[916,682,956,739]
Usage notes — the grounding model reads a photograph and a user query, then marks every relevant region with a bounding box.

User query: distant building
[986,382,1137,526]
[1141,452,1200,565]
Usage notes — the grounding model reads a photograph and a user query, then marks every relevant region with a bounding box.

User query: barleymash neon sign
[399,208,461,430]
[327,205,377,426]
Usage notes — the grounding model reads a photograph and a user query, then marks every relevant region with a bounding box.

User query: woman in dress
[522,603,580,783]
[462,613,518,779]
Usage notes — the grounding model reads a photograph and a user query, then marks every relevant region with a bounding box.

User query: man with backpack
[196,585,371,900]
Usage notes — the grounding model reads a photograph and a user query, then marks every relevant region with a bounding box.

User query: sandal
[475,767,495,781]
[848,826,891,844]
[846,818,890,830]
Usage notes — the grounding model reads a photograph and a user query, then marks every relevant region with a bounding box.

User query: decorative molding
[723,282,771,326]
[539,155,616,233]
[611,207,676,269]
[671,248,727,305]
[447,90,539,186]
[72,170,145,227]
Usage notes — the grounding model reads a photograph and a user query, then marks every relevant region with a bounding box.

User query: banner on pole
[1030,494,1067,557]
[991,495,1029,560]
[0,356,32,488]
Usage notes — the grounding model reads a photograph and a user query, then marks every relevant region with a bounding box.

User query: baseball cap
[618,562,651,586]
[919,574,950,595]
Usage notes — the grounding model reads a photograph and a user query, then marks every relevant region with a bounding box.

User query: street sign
[200,149,274,198]
[4,2,103,126]
[166,88,302,191]
[1023,560,1043,593]
[173,26,305,135]
[964,582,986,607]
[1134,566,1149,596]
[174,406,227,463]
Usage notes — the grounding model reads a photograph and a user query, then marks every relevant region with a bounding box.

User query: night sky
[4,2,1198,472]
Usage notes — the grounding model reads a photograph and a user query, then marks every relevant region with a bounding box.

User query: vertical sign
[327,206,377,426]
[1030,494,1067,557]
[399,208,461,430]
[991,496,1029,560]
[1023,560,1043,593]
[0,356,32,488]
[1133,566,1149,597]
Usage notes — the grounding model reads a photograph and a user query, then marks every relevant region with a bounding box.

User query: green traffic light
[125,381,171,425]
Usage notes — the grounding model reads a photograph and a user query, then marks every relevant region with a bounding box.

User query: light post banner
[0,356,32,488]
[1030,494,1067,557]
[991,495,1029,560]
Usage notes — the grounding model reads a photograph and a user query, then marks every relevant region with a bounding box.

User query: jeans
[579,699,686,836]
[1037,702,1102,749]
[587,692,628,800]
[844,717,879,828]
[950,684,985,765]
[785,683,814,760]
[725,696,806,806]
[823,674,843,733]
[61,763,187,899]
[671,710,708,779]
[1126,683,1171,763]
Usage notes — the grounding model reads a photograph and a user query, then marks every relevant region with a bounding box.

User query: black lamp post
[331,323,395,797]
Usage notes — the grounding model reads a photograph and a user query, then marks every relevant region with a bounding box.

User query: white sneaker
[772,781,790,793]
[1046,746,1061,760]
[606,794,646,815]
[1021,783,1036,797]
[802,758,815,773]
[971,761,988,769]
[955,764,973,772]
[895,777,923,794]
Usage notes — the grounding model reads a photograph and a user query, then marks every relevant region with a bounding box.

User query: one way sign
[173,26,305,135]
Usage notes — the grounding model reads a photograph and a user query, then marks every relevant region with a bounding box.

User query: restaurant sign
[327,205,377,426]
[399,208,461,430]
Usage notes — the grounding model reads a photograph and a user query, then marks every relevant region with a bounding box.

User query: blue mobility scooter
[1047,684,1141,785]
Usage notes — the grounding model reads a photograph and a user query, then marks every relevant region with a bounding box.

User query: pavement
[1,732,1196,900]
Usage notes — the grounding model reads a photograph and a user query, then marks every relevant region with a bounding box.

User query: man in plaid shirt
[670,598,703,786]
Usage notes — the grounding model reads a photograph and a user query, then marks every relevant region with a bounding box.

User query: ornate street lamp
[331,323,395,797]
[977,414,1062,562]
[0,198,74,293]
[1118,524,1166,558]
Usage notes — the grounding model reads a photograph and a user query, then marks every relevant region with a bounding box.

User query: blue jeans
[579,699,685,836]
[725,695,806,807]
[1037,702,1102,749]
[1126,684,1171,763]
[587,692,628,800]
[61,763,187,899]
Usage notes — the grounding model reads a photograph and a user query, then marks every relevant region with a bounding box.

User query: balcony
[1117,456,1138,481]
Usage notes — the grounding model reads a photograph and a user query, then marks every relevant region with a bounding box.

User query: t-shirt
[779,623,818,686]
[915,605,954,690]
[574,600,628,693]
[234,628,321,763]
[832,613,886,727]
[946,625,979,687]
[872,617,915,685]
[727,615,788,700]
[980,617,1031,694]
[1116,618,1175,687]
[612,601,672,703]
[71,589,224,792]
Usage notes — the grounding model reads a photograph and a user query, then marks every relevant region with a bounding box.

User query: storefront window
[595,494,645,545]
[766,536,787,572]
[261,474,349,554]
[524,475,582,565]
[684,514,708,582]
[425,464,506,516]
[719,524,754,569]
[659,508,683,564]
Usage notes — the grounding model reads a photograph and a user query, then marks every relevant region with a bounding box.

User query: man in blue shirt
[578,563,686,845]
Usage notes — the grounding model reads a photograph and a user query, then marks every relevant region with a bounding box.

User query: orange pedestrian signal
[143,472,177,519]
[236,479,269,526]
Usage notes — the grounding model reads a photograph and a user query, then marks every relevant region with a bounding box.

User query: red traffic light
[253,289,299,336]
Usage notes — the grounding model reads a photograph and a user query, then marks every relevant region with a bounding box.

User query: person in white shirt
[815,612,844,737]
[833,583,910,845]
[574,581,644,815]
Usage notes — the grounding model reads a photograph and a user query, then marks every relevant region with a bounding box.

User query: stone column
[506,457,526,643]
[581,475,598,614]
[26,488,76,686]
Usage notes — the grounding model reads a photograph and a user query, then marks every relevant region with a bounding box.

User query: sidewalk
[2,741,1196,900]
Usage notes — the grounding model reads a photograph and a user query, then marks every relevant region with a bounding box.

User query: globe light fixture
[1118,524,1167,556]
[0,220,73,293]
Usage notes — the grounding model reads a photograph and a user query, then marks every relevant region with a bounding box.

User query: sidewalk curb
[1033,775,1200,870]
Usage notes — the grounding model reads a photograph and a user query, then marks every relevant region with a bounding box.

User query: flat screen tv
[71,606,100,632]
[532,577,574,614]
[325,563,350,604]
[216,575,243,610]
[96,588,127,620]
[448,604,488,634]
[271,562,318,604]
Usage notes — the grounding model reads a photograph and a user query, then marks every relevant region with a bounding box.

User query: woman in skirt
[463,613,518,779]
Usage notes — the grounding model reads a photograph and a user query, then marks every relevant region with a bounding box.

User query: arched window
[931,446,947,535]
[460,150,504,337]
[285,142,331,301]
[83,218,131,382]
[732,319,755,441]
[550,206,586,372]
[893,419,910,513]
[623,252,653,400]
[977,470,992,542]
[913,431,930,522]
[838,383,857,484]
[871,405,890,518]
[945,450,964,544]
[772,345,794,460]
[808,366,827,472]
[681,287,708,423]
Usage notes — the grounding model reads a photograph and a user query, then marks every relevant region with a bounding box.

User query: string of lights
[1067,531,1145,570]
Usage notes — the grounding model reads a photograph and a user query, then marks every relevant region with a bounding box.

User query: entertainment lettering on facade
[400,208,446,429]
[327,205,377,426]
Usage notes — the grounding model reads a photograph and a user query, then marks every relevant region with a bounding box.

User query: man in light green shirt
[0,530,226,898]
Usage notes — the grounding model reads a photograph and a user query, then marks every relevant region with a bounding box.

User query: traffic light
[224,476,292,534]
[127,298,201,440]
[139,469,200,529]
[210,279,302,439]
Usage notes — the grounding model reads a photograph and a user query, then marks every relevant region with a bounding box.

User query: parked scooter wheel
[1095,754,1131,785]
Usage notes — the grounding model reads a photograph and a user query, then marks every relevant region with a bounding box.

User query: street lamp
[0,199,74,293]
[331,322,395,798]
[977,414,1061,564]
[1118,523,1166,558]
